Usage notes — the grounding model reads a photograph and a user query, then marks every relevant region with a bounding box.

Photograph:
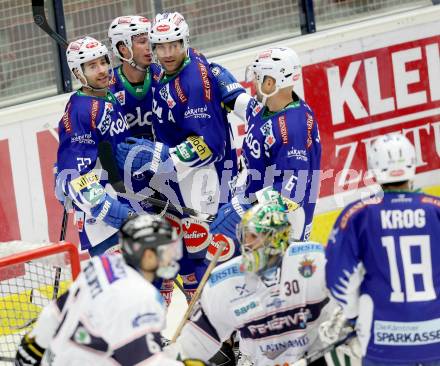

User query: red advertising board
[304,35,440,197]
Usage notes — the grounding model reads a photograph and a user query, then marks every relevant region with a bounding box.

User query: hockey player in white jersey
[167,201,332,366]
[15,215,210,366]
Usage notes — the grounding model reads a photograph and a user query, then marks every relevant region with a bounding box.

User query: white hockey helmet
[66,36,110,84]
[368,134,416,184]
[108,16,151,61]
[245,47,301,102]
[149,12,189,50]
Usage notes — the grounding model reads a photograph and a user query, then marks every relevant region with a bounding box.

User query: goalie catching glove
[15,333,45,366]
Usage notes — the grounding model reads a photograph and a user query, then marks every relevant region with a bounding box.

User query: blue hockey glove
[209,197,252,241]
[210,62,246,104]
[116,137,170,175]
[90,194,134,229]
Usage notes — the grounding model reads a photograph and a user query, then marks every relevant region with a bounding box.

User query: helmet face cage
[238,203,290,273]
[149,12,189,51]
[108,16,151,61]
[66,36,111,87]
[367,134,416,184]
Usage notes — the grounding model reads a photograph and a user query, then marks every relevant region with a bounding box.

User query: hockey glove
[319,307,362,359]
[117,137,171,175]
[15,333,45,366]
[209,196,251,241]
[90,194,135,229]
[210,63,245,106]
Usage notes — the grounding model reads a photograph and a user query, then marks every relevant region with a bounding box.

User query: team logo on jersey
[278,115,288,144]
[298,257,316,278]
[206,234,235,263]
[159,84,176,108]
[260,119,276,150]
[306,112,314,149]
[252,102,262,117]
[197,62,211,101]
[114,90,125,106]
[182,218,210,253]
[174,77,187,103]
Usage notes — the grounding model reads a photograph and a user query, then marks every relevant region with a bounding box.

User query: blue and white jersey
[151,48,238,257]
[56,91,130,250]
[29,254,168,365]
[234,94,321,241]
[175,241,333,365]
[109,64,161,140]
[326,191,440,362]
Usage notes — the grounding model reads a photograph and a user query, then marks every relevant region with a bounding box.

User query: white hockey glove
[319,307,362,359]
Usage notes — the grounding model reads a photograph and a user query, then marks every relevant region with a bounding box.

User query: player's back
[42,254,165,365]
[327,191,440,362]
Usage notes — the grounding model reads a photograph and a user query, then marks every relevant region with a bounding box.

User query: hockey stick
[292,331,357,366]
[97,141,215,223]
[171,240,227,343]
[52,199,70,300]
[32,0,68,48]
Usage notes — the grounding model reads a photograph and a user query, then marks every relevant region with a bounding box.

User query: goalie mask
[66,36,112,92]
[368,134,416,185]
[238,202,291,274]
[120,215,182,280]
[108,15,151,71]
[245,47,301,105]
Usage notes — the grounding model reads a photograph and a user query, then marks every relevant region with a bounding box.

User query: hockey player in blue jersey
[208,47,321,248]
[324,134,440,364]
[55,36,133,256]
[108,15,161,140]
[116,12,238,302]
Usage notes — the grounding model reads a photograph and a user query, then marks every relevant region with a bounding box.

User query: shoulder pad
[208,257,244,287]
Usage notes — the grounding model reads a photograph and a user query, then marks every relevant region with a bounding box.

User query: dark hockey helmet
[119,214,180,270]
